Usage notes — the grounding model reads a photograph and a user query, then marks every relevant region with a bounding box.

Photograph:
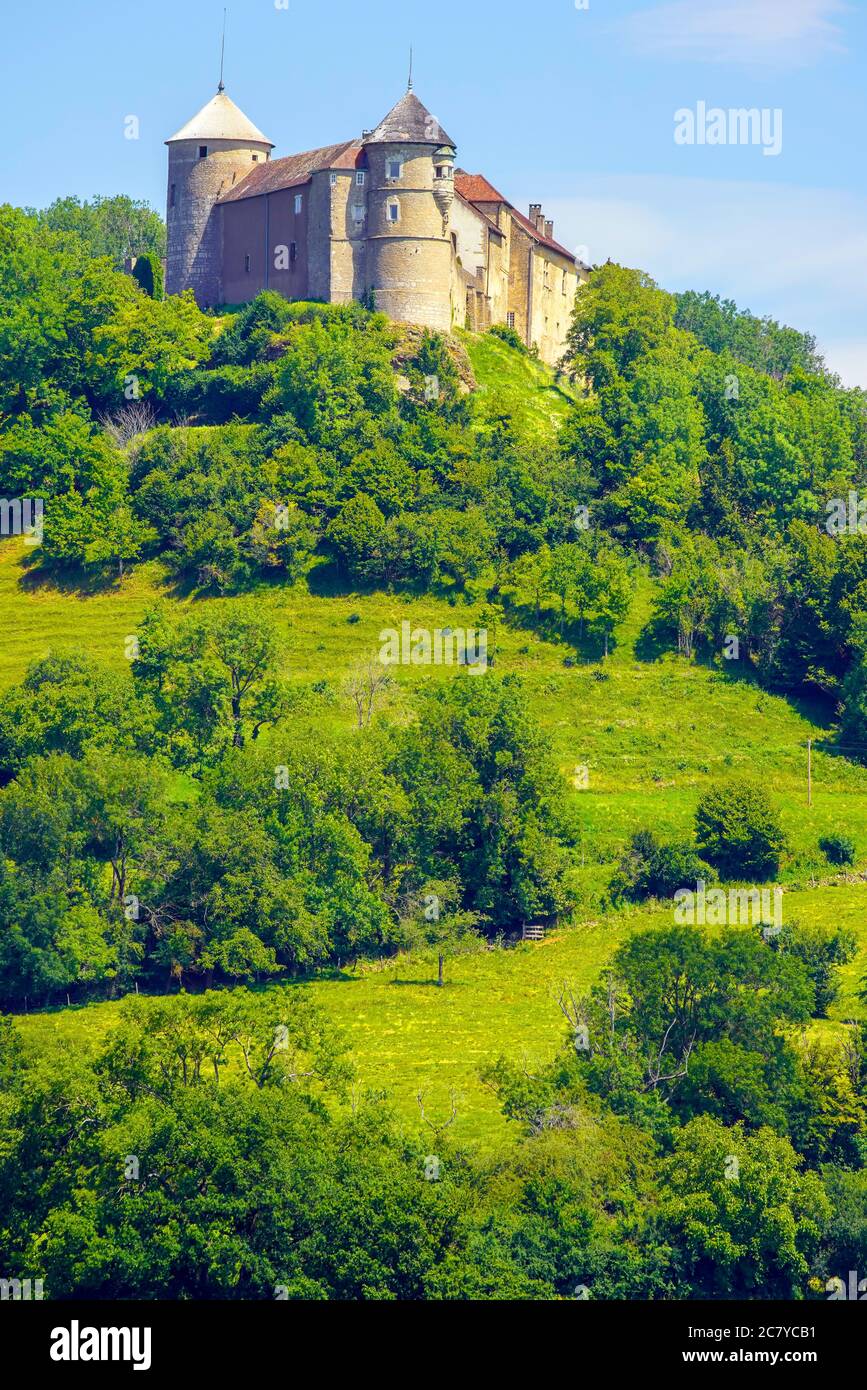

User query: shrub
[132,253,164,300]
[488,323,527,354]
[610,829,711,903]
[769,920,857,1017]
[162,362,277,421]
[820,834,855,867]
[695,781,786,881]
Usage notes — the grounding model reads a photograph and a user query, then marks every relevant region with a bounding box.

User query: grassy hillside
[7,500,867,1152]
[456,327,580,435]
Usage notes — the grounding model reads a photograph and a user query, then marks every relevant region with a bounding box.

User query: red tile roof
[217,141,364,203]
[508,206,576,261]
[455,170,576,262]
[454,172,506,203]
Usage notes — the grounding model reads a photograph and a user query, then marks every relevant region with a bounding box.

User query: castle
[165,81,588,366]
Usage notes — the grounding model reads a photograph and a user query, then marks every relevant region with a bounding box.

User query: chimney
[529,202,542,230]
[544,219,554,240]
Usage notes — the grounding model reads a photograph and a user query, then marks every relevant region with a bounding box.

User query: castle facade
[165,84,587,365]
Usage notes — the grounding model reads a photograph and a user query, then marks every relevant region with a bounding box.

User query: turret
[165,88,274,307]
[362,90,455,331]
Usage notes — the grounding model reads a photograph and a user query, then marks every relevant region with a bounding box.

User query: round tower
[165,88,274,308]
[363,90,456,331]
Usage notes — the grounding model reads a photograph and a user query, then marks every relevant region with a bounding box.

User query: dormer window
[386,158,403,180]
[198,145,208,159]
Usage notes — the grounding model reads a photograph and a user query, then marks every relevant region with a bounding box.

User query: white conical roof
[166,90,274,146]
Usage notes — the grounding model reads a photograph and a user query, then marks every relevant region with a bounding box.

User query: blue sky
[3,0,865,384]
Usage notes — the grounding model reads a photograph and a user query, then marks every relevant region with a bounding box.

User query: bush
[162,362,277,421]
[769,920,857,1017]
[132,253,164,300]
[820,834,855,867]
[695,781,786,881]
[610,829,711,903]
[488,323,527,354]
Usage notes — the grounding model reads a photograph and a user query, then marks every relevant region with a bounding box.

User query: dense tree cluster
[0,621,576,1006]
[4,201,867,1301]
[2,915,865,1299]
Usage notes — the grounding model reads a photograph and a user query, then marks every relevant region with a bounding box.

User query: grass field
[5,330,867,1151]
[16,877,867,1151]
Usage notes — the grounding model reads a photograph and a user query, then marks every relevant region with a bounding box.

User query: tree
[659,1115,830,1298]
[695,781,787,881]
[561,262,677,385]
[87,500,157,578]
[37,194,166,267]
[344,658,393,728]
[131,253,164,301]
[132,601,292,764]
[399,879,481,986]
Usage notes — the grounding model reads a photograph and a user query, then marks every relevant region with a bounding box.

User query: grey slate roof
[365,91,454,147]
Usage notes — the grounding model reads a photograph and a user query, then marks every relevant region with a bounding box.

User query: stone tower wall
[365,143,452,330]
[166,138,272,307]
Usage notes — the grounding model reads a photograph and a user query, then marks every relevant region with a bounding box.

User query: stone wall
[166,138,271,307]
[365,143,452,330]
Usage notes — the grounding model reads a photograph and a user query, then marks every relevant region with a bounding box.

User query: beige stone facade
[166,86,587,366]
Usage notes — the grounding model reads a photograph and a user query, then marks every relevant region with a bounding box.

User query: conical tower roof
[365,90,454,147]
[166,90,274,147]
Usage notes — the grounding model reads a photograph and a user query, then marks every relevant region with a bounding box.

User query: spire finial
[218,8,227,93]
[407,46,413,91]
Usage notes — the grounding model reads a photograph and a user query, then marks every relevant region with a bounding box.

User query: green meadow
[16,878,867,1151]
[5,326,867,1151]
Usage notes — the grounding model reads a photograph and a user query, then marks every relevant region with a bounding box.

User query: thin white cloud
[621,0,848,67]
[541,175,867,386]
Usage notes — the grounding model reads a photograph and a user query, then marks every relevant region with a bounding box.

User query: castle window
[506,312,515,329]
[387,199,400,223]
[351,205,364,226]
[330,172,338,186]
[252,154,259,162]
[244,254,251,273]
[198,145,208,159]
[386,158,403,180]
[170,183,176,208]
[562,271,567,293]
[356,171,366,186]
[294,193,303,214]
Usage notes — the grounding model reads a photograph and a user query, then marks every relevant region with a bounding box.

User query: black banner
[4,1297,865,1377]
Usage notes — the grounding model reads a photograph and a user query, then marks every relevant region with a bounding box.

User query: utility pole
[807,737,813,807]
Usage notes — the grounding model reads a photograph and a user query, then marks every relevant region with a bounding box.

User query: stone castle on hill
[165,81,588,366]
